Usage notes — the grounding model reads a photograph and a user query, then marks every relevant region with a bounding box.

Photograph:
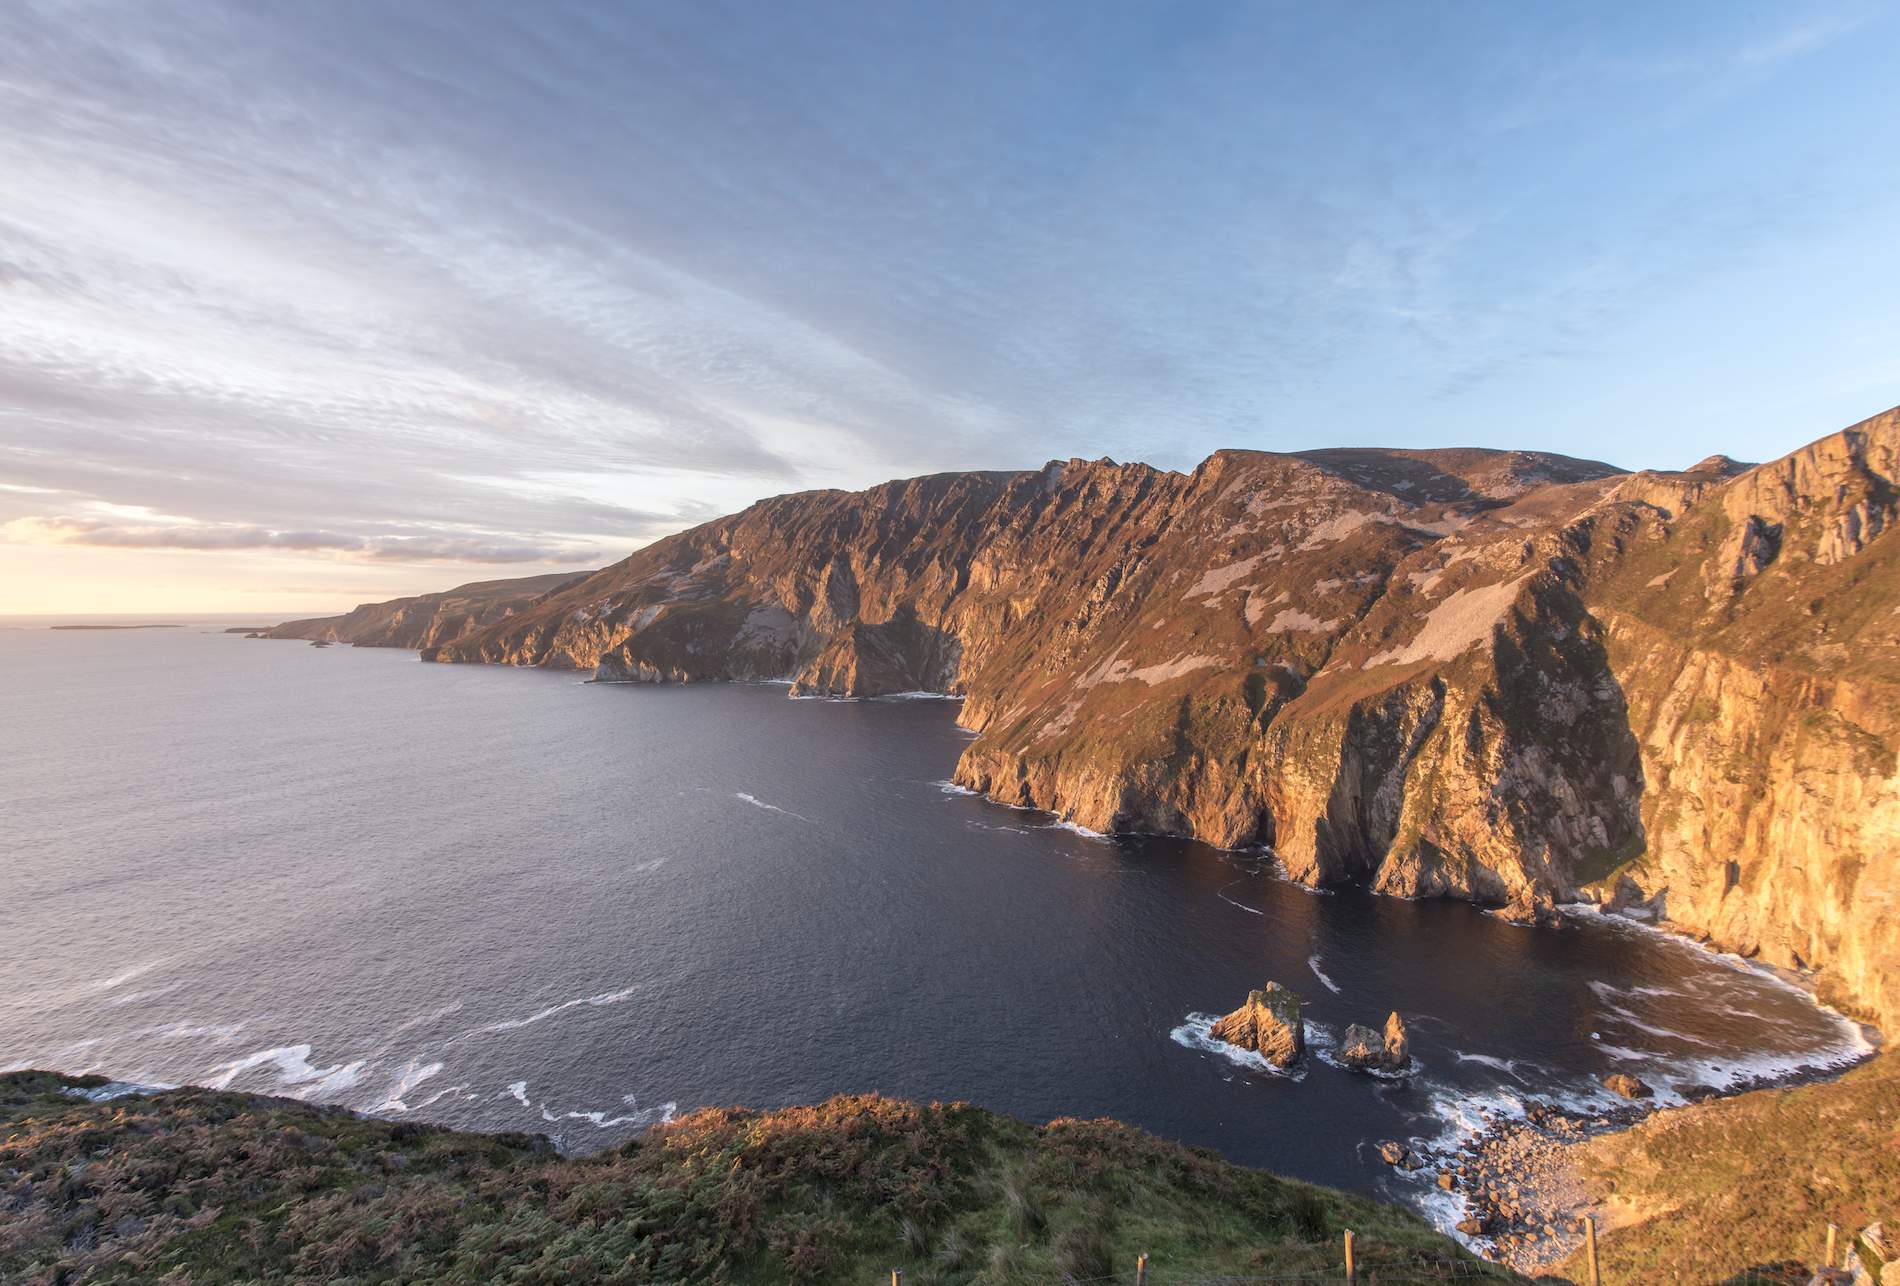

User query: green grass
[0,1071,1516,1284]
[1558,1053,1900,1284]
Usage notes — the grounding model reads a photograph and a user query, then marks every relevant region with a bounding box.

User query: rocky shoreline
[1409,1092,1646,1272]
[1407,1053,1883,1275]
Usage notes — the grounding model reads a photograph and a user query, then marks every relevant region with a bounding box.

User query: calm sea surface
[0,621,1873,1227]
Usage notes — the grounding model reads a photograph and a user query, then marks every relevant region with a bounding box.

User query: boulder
[1209,982,1305,1068]
[1602,1073,1653,1100]
[1377,1140,1407,1166]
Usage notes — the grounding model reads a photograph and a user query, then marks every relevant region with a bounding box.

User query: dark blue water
[0,623,1871,1231]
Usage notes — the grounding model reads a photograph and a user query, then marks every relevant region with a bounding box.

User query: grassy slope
[1556,1053,1900,1283]
[0,1071,1512,1285]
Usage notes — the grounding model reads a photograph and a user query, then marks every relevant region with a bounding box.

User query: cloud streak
[6,517,601,565]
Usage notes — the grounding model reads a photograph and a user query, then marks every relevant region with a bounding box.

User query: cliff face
[275,410,1900,1028]
[1581,420,1900,1027]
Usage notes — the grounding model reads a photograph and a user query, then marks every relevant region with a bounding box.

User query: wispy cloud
[5,516,601,565]
[1,0,1896,612]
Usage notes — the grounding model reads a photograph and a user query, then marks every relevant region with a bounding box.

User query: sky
[2,1,1897,615]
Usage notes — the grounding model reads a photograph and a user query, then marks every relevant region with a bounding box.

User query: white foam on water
[1586,979,1685,1001]
[1615,1025,1877,1107]
[505,1080,677,1132]
[1256,850,1334,896]
[1451,1051,1534,1082]
[1169,1013,1307,1081]
[64,1079,170,1102]
[206,1044,366,1099]
[1217,881,1264,915]
[734,792,814,822]
[1307,954,1342,994]
[409,1083,469,1111]
[1559,904,1879,1099]
[1596,1002,1717,1046]
[304,1060,367,1099]
[1040,818,1112,841]
[540,1094,679,1130]
[470,986,639,1037]
[374,1059,445,1112]
[934,780,980,796]
[89,961,165,993]
[1414,1184,1477,1248]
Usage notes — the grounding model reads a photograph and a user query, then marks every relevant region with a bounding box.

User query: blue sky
[2,0,1896,610]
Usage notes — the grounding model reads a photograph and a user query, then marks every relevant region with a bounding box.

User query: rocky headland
[266,408,1900,1034]
[264,571,585,649]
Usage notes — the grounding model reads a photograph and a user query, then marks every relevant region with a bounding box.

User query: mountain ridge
[267,411,1900,1029]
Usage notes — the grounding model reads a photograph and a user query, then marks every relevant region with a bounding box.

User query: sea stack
[1210,982,1305,1068]
[1383,1011,1409,1067]
[1337,1011,1411,1073]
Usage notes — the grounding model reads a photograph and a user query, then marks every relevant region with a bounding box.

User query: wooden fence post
[1134,1251,1149,1285]
[1344,1228,1356,1283]
[890,1270,902,1286]
[1827,1224,1839,1269]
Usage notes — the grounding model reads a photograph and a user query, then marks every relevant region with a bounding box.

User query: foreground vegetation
[0,1070,1509,1283]
[1557,1052,1898,1282]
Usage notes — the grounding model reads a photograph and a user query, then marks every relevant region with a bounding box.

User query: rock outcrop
[1496,887,1563,929]
[268,409,1900,1030]
[1337,1012,1411,1073]
[1209,983,1306,1068]
[1602,1073,1653,1100]
[1384,1012,1410,1067]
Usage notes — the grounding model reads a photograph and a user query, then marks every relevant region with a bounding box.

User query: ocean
[0,619,1871,1227]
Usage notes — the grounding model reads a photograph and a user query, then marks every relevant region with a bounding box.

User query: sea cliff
[269,409,1900,1030]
